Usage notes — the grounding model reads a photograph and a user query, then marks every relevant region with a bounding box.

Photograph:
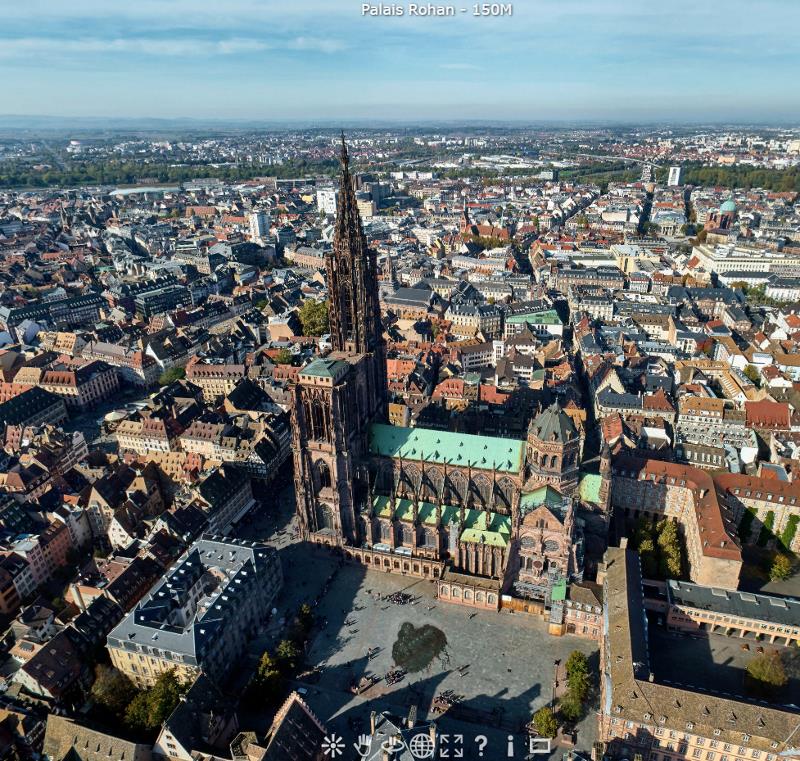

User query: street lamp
[552,659,561,707]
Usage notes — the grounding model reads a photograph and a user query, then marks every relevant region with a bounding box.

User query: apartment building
[716,473,800,554]
[184,360,247,402]
[192,465,256,534]
[107,536,282,687]
[0,387,68,430]
[40,360,120,412]
[10,523,73,587]
[115,417,181,455]
[445,303,503,338]
[81,341,161,387]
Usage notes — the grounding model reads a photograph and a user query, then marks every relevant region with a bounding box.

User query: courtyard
[649,625,800,706]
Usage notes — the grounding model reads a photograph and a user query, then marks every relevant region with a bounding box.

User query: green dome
[720,198,736,213]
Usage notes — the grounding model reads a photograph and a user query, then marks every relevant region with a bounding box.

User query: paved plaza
[300,563,599,759]
[230,488,600,759]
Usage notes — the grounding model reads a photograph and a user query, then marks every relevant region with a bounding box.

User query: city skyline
[1,0,799,122]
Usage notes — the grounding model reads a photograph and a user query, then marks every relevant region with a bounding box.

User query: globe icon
[408,733,435,759]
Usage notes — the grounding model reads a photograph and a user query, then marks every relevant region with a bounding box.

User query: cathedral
[291,137,591,611]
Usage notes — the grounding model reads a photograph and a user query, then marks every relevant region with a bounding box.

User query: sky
[0,0,799,123]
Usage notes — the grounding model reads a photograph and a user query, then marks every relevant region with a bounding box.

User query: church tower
[326,135,387,421]
[291,135,387,547]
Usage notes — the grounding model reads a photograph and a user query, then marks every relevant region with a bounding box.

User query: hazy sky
[1,0,798,122]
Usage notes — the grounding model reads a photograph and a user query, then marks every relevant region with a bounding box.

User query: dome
[720,198,736,213]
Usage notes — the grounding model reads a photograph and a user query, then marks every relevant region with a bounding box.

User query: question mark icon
[474,736,488,757]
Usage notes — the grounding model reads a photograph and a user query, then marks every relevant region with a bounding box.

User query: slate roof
[528,403,578,443]
[0,387,64,426]
[667,579,800,627]
[262,692,327,761]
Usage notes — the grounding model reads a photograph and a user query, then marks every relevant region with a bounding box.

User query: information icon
[408,732,436,759]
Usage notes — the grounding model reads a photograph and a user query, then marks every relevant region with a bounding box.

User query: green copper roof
[550,578,567,602]
[460,528,510,547]
[520,485,564,512]
[505,309,562,326]
[579,473,602,505]
[368,423,524,473]
[366,496,511,547]
[299,358,349,379]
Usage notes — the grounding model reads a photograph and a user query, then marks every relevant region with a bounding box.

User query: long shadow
[306,659,546,760]
[233,536,592,760]
[648,617,800,708]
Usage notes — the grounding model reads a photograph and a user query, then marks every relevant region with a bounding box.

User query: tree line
[0,158,340,188]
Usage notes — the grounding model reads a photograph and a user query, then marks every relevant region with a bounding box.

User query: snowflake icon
[322,734,346,758]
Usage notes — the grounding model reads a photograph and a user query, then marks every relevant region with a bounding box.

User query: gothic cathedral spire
[327,133,384,358]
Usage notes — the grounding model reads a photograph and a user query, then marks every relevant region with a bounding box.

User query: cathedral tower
[291,135,387,547]
[326,135,387,420]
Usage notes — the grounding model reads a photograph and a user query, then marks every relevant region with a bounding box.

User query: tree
[296,603,314,634]
[124,669,185,732]
[638,538,659,578]
[745,651,787,698]
[274,348,293,365]
[738,508,756,541]
[91,665,138,719]
[159,366,186,386]
[743,365,761,386]
[559,692,582,722]
[565,651,588,682]
[532,706,558,738]
[656,520,684,579]
[275,638,301,673]
[770,554,792,582]
[759,511,776,546]
[561,650,591,718]
[780,515,800,552]
[246,651,284,705]
[298,299,329,336]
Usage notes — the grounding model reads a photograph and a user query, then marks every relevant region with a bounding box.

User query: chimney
[370,711,377,735]
[429,721,437,745]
